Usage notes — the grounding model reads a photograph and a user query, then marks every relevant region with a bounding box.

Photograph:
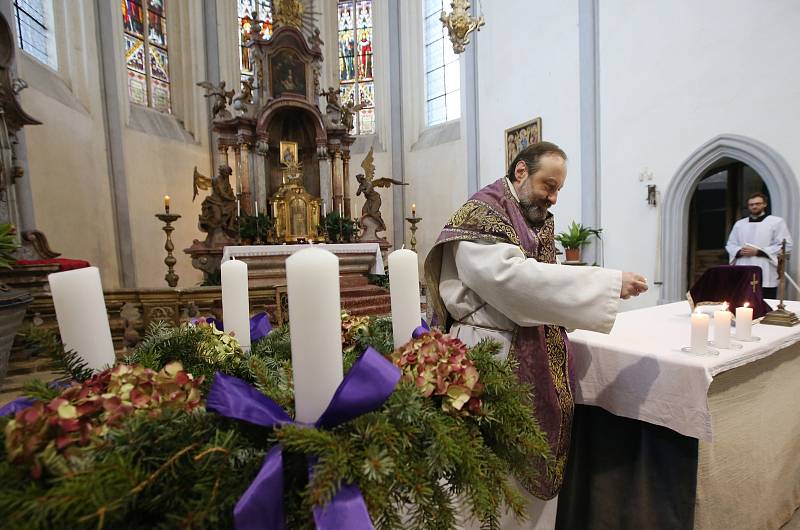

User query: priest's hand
[620,272,648,299]
[740,246,758,257]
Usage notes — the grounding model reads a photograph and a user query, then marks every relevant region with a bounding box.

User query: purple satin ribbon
[207,312,273,343]
[0,397,36,417]
[412,318,431,339]
[207,347,401,530]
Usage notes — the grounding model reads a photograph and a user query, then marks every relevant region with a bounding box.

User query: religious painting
[270,49,307,97]
[279,141,298,167]
[504,117,542,170]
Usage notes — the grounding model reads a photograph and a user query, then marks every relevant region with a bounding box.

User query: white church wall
[475,0,583,239]
[598,0,800,308]
[17,2,123,286]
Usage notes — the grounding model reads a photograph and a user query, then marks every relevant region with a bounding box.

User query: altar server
[726,192,793,299]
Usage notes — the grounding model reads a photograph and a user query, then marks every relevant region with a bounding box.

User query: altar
[556,300,800,530]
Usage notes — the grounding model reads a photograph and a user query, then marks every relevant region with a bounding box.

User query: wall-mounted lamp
[646,184,657,206]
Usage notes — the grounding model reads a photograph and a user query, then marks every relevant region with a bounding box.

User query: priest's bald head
[507,142,568,224]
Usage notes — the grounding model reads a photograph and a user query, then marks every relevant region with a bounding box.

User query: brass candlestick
[155,211,181,288]
[406,216,422,252]
[761,239,798,326]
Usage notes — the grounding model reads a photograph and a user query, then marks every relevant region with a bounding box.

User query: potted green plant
[324,212,357,242]
[0,223,33,382]
[555,221,602,263]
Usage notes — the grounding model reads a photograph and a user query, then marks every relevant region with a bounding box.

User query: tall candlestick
[389,248,422,349]
[691,310,710,351]
[163,195,171,213]
[221,259,251,351]
[713,303,732,348]
[286,248,343,423]
[735,303,753,340]
[48,267,115,371]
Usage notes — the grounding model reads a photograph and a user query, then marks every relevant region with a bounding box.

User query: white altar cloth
[568,300,800,441]
[222,243,385,275]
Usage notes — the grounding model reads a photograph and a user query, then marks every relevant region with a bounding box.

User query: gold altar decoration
[274,0,305,29]
[440,0,485,54]
[761,239,798,326]
[270,157,323,243]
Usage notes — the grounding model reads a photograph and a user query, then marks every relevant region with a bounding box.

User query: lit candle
[221,258,251,351]
[411,203,416,217]
[286,248,343,423]
[735,302,753,340]
[164,195,171,213]
[388,248,422,349]
[691,309,710,351]
[48,267,115,371]
[713,302,732,348]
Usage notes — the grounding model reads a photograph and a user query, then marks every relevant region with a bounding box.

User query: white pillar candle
[713,304,732,348]
[388,248,422,349]
[735,303,753,340]
[286,248,343,423]
[221,259,251,351]
[48,267,115,371]
[691,310,710,350]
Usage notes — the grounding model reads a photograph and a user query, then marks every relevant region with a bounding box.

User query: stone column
[331,144,344,216]
[255,138,269,209]
[218,143,230,168]
[317,144,332,214]
[240,142,252,214]
[342,149,352,219]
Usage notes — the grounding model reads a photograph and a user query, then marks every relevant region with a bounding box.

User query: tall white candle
[735,303,753,340]
[691,310,710,350]
[286,248,343,423]
[713,303,731,348]
[255,201,259,216]
[48,267,115,371]
[237,199,241,218]
[322,202,327,217]
[388,248,422,349]
[221,259,251,351]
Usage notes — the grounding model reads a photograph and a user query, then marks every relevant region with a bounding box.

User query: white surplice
[725,215,793,288]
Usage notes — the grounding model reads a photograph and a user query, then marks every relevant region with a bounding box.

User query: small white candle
[713,303,732,348]
[691,309,710,351]
[237,199,241,218]
[388,248,422,349]
[221,259,251,351]
[255,201,259,216]
[286,248,343,423]
[272,202,277,218]
[735,303,753,340]
[322,202,327,218]
[48,267,115,371]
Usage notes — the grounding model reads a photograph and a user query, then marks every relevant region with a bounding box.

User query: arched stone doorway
[659,134,799,303]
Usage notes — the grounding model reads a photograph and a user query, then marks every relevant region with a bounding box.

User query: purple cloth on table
[207,312,272,342]
[689,265,773,319]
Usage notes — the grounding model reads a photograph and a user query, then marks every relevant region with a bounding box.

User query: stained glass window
[13,0,57,69]
[238,0,272,83]
[337,0,375,135]
[423,0,459,126]
[123,0,171,113]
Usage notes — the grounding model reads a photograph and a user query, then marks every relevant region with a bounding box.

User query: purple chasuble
[424,178,573,500]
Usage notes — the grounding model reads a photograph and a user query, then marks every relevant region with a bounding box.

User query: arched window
[423,0,459,126]
[122,0,171,113]
[13,0,57,69]
[337,0,375,135]
[238,0,273,83]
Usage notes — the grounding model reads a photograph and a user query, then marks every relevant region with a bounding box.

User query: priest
[726,192,793,299]
[424,141,647,530]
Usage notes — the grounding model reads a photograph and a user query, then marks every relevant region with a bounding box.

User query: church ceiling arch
[660,134,799,303]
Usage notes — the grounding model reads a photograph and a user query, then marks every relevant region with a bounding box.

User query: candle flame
[743,302,750,308]
[722,302,729,310]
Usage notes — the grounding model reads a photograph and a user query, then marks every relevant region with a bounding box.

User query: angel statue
[341,100,365,132]
[232,77,254,114]
[356,147,406,239]
[196,80,234,119]
[192,166,211,202]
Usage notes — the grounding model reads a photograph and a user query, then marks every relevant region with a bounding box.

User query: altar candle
[322,202,327,218]
[713,303,732,348]
[411,203,416,217]
[48,267,115,371]
[272,202,277,218]
[255,201,259,217]
[163,195,170,213]
[691,309,709,351]
[236,199,241,218]
[221,258,251,351]
[735,302,753,340]
[286,248,343,423]
[389,248,422,349]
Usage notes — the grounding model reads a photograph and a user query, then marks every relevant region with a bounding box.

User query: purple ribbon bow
[412,318,431,339]
[0,397,36,417]
[206,312,273,343]
[207,347,401,530]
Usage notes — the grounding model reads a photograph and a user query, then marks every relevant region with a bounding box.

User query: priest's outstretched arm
[453,240,625,333]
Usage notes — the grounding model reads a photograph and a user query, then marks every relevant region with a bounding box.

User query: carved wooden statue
[356,147,405,240]
[197,165,239,245]
[197,81,234,119]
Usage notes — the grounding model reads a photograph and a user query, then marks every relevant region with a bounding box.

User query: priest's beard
[519,199,549,225]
